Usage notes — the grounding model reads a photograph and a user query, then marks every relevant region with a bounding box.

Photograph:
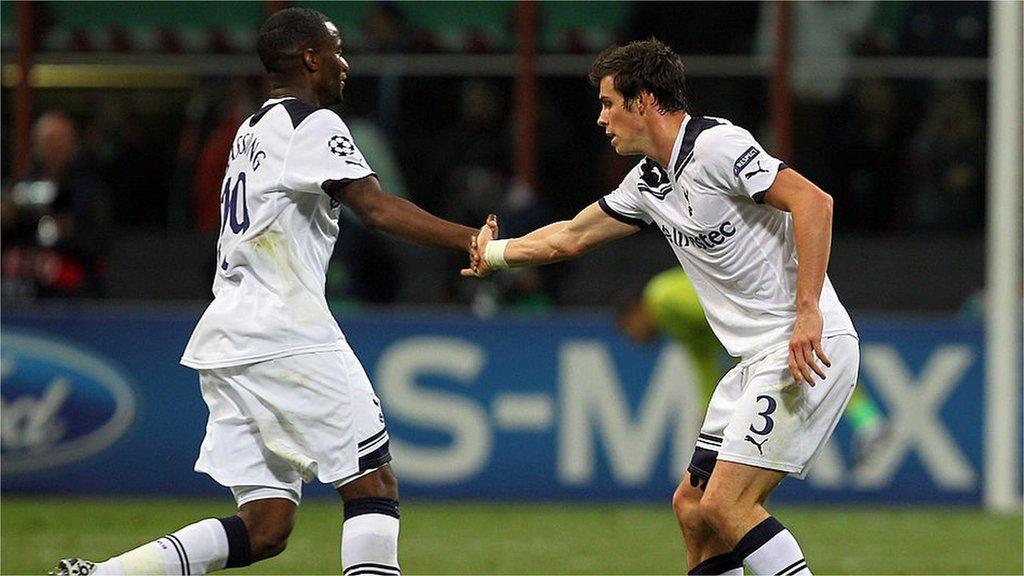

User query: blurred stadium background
[1,1,1021,574]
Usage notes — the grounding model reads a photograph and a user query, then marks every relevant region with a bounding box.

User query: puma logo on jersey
[744,161,769,179]
[744,434,767,455]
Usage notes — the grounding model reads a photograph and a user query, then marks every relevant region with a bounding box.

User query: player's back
[181,97,374,370]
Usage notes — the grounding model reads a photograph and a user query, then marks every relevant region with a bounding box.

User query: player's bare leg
[336,464,401,575]
[237,497,297,561]
[673,472,741,574]
[701,461,809,575]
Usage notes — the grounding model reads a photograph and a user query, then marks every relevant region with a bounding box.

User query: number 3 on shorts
[748,394,777,435]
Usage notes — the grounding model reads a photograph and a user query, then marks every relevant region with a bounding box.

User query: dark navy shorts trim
[358,440,392,472]
[688,446,718,480]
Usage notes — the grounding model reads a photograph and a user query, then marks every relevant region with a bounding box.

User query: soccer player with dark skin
[465,39,859,576]
[54,9,479,575]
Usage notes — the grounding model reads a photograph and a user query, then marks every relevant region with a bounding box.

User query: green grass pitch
[2,496,1021,574]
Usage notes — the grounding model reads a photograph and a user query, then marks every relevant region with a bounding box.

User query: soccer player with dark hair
[54,8,479,575]
[466,38,858,575]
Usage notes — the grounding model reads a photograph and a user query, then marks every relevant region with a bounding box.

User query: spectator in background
[756,2,874,193]
[328,119,410,304]
[80,99,159,229]
[897,1,987,57]
[1,112,113,298]
[326,3,415,304]
[434,79,510,220]
[362,2,412,142]
[629,1,758,55]
[834,77,905,231]
[186,78,262,236]
[909,82,984,231]
[432,79,552,306]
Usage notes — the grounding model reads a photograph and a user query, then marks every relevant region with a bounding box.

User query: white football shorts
[194,347,391,505]
[690,334,859,480]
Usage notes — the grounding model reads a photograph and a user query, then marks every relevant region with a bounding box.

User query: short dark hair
[588,38,689,113]
[257,8,332,76]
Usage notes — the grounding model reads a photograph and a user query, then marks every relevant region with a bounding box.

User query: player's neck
[268,84,321,107]
[646,111,687,169]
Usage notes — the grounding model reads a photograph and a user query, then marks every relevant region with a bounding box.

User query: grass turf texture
[2,497,1021,575]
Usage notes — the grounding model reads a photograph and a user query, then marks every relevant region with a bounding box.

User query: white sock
[341,504,400,576]
[734,517,810,575]
[95,519,229,575]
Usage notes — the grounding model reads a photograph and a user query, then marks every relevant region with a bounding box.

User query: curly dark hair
[257,7,332,76]
[588,38,689,113]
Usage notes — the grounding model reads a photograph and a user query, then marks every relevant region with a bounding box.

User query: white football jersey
[601,115,856,359]
[181,97,374,369]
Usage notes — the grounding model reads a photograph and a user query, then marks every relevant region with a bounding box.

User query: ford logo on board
[1,330,137,473]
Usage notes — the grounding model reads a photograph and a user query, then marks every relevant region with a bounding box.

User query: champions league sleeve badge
[328,134,356,158]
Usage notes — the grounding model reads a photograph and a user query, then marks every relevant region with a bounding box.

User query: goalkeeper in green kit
[615,269,888,466]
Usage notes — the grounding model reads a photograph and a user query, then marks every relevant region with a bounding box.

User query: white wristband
[483,239,510,269]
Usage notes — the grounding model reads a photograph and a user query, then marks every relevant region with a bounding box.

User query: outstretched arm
[326,175,476,252]
[462,202,639,276]
[763,168,834,386]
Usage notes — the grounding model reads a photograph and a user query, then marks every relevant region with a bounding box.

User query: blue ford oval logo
[1,330,137,473]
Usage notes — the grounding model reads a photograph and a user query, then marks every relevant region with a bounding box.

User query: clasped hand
[460,214,499,278]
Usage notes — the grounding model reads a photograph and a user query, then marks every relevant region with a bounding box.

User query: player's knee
[237,501,296,562]
[672,480,701,521]
[251,522,292,560]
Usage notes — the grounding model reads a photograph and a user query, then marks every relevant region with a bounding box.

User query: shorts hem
[321,465,361,486]
[323,451,393,486]
[716,452,803,475]
[232,486,301,507]
[195,466,301,493]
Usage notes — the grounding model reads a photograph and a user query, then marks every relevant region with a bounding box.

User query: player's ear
[638,91,656,116]
[302,48,319,73]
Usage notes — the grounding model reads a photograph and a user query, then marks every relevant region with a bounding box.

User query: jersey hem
[736,328,858,366]
[180,341,345,370]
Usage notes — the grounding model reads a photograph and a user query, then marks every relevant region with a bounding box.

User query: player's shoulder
[667,115,736,177]
[294,105,350,136]
[691,116,750,149]
[248,98,349,134]
[689,116,764,175]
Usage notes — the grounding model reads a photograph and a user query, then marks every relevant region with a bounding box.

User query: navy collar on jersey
[666,114,724,180]
[249,97,320,129]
